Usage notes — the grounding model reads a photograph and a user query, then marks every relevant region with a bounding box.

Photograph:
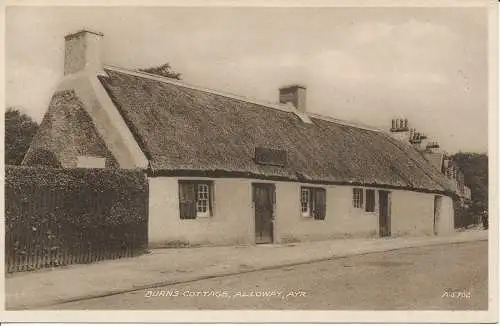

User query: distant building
[390,119,472,205]
[24,30,461,247]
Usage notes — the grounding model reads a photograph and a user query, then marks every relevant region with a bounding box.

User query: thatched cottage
[24,30,460,246]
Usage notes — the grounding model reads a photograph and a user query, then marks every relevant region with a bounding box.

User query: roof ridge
[104,64,385,133]
[103,64,293,113]
[308,112,383,132]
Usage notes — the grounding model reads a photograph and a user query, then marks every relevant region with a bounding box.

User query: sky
[5,6,489,154]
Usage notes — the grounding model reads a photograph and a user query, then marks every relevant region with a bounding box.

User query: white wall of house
[148,176,455,247]
[436,195,455,235]
[275,182,379,242]
[148,177,254,247]
[391,190,435,236]
[391,191,455,236]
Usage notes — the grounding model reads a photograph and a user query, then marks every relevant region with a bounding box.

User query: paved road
[49,241,488,310]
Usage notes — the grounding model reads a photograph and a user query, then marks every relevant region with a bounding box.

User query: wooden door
[253,183,275,244]
[378,190,391,237]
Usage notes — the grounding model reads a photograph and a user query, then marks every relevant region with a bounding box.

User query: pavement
[50,241,488,310]
[5,229,488,310]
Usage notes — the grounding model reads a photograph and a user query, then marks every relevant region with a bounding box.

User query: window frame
[353,188,364,209]
[195,183,211,218]
[300,186,326,220]
[178,180,214,219]
[76,155,106,168]
[300,187,312,217]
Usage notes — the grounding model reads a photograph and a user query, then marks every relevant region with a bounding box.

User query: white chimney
[389,118,410,143]
[422,140,443,171]
[412,132,428,151]
[64,30,104,75]
[279,85,307,112]
[425,141,441,154]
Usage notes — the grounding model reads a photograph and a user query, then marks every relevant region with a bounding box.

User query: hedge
[5,166,149,273]
[453,200,480,229]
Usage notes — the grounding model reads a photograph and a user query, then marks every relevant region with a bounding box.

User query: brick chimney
[64,30,104,75]
[279,85,307,112]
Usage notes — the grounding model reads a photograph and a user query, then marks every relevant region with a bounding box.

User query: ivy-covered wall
[22,90,118,168]
[5,166,149,273]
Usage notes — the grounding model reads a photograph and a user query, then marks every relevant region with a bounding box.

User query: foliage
[5,107,39,165]
[139,63,181,80]
[449,152,488,228]
[449,152,488,213]
[22,148,62,167]
[5,166,149,272]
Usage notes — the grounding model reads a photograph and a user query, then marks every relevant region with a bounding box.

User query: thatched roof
[98,67,455,195]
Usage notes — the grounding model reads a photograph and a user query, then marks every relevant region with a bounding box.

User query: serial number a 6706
[441,289,472,299]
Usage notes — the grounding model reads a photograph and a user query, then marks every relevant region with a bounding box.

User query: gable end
[23,90,119,168]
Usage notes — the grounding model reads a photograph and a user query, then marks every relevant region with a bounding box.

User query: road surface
[49,241,488,310]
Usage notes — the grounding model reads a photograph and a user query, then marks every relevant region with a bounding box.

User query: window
[353,188,363,208]
[300,187,326,220]
[77,156,106,168]
[255,147,287,167]
[365,189,376,212]
[301,188,311,216]
[196,183,210,217]
[179,181,213,219]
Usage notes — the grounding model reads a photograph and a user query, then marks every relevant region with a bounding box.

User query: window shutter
[365,189,375,212]
[208,182,214,216]
[179,182,196,219]
[314,188,326,220]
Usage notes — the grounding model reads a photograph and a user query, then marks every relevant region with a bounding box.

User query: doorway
[252,183,275,244]
[378,190,391,237]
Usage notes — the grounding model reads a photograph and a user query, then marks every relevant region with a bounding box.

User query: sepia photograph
[2,0,498,323]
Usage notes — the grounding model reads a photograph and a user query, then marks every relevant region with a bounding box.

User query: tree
[449,152,488,226]
[139,63,181,80]
[5,107,39,165]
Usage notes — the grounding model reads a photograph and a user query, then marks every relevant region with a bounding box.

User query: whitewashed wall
[148,177,254,247]
[274,182,379,242]
[391,190,435,236]
[148,177,455,247]
[436,195,455,235]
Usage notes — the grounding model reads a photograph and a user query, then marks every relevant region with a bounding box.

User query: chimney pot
[390,118,411,143]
